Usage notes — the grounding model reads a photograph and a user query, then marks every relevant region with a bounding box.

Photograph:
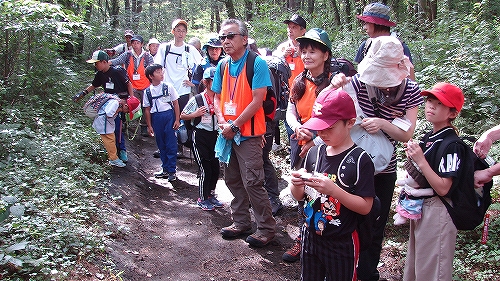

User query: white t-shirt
[142,82,179,114]
[92,99,119,134]
[154,42,203,97]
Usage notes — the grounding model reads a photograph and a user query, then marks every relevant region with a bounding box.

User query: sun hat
[302,89,356,131]
[203,67,217,80]
[126,96,142,121]
[421,82,464,111]
[296,28,332,51]
[356,2,396,27]
[147,38,160,46]
[284,14,306,29]
[124,30,134,37]
[86,50,109,63]
[171,19,188,33]
[202,38,223,51]
[357,36,412,88]
[130,35,144,44]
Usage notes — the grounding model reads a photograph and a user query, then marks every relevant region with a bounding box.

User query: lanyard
[204,92,214,115]
[226,61,241,102]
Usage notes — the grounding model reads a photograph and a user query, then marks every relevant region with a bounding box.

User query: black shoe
[153,150,160,158]
[154,170,169,179]
[270,197,284,216]
[141,126,150,137]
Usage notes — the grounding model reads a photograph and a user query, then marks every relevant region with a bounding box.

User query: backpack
[330,58,357,77]
[262,56,291,121]
[192,93,214,127]
[436,135,493,230]
[163,43,192,79]
[83,93,120,118]
[305,144,380,250]
[219,51,278,122]
[145,83,172,112]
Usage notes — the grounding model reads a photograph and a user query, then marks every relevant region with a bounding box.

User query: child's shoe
[208,196,224,208]
[109,159,126,168]
[197,198,215,211]
[119,150,128,162]
[168,173,177,182]
[154,170,169,179]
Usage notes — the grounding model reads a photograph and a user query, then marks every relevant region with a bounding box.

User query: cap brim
[420,90,455,108]
[296,36,330,51]
[302,117,337,131]
[356,15,396,27]
[86,59,99,63]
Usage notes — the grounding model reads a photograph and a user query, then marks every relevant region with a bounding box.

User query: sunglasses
[218,33,243,41]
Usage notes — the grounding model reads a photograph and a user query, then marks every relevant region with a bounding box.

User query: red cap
[126,96,141,120]
[421,82,464,111]
[302,89,356,131]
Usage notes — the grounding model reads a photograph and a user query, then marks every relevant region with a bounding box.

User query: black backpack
[330,58,357,77]
[436,135,493,230]
[305,144,380,250]
[262,56,291,121]
[219,51,278,122]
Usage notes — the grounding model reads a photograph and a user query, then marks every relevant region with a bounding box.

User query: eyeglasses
[218,33,243,41]
[174,29,187,33]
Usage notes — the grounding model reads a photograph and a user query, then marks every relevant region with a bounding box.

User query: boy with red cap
[403,82,467,281]
[289,88,375,280]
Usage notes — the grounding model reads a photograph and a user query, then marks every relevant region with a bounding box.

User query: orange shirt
[219,62,266,137]
[127,55,150,91]
[286,54,305,89]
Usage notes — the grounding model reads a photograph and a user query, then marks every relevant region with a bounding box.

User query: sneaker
[109,159,126,168]
[246,231,274,247]
[282,238,301,262]
[118,150,128,163]
[168,173,177,182]
[220,223,252,238]
[197,198,215,211]
[140,126,150,137]
[269,197,284,216]
[208,196,224,208]
[154,170,169,179]
[153,150,160,158]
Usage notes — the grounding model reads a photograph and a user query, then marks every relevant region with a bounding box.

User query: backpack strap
[163,43,171,67]
[304,144,324,173]
[192,93,205,127]
[146,84,171,113]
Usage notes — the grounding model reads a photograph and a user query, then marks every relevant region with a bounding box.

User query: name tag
[132,73,141,80]
[289,62,295,70]
[224,102,237,116]
[105,82,114,89]
[201,115,212,124]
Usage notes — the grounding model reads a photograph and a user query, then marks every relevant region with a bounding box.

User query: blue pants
[114,114,126,151]
[152,110,177,173]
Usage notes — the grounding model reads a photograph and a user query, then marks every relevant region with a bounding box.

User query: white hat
[358,36,412,88]
[147,38,160,47]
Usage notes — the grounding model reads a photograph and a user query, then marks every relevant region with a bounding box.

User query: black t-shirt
[92,66,130,96]
[303,145,375,237]
[419,127,466,196]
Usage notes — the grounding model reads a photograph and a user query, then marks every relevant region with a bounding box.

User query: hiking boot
[208,196,223,208]
[109,159,126,168]
[282,238,301,262]
[269,197,284,216]
[197,198,215,211]
[220,223,252,238]
[153,150,160,158]
[118,150,128,162]
[140,126,150,137]
[154,170,169,179]
[246,231,274,247]
[168,173,177,182]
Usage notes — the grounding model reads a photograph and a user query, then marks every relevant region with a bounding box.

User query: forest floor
[76,131,406,281]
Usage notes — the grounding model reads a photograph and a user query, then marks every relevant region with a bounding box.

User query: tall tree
[330,0,341,26]
[223,0,236,19]
[307,0,314,13]
[110,0,119,28]
[245,0,253,21]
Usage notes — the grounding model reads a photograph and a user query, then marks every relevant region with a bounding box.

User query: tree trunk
[177,0,182,19]
[110,0,119,28]
[224,0,236,19]
[307,0,314,13]
[344,0,353,30]
[245,0,253,21]
[330,0,341,26]
[124,0,131,27]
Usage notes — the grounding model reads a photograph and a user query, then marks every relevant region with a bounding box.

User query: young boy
[143,64,180,182]
[289,89,375,281]
[93,95,141,167]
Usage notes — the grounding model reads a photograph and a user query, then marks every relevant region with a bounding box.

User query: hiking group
[73,3,496,281]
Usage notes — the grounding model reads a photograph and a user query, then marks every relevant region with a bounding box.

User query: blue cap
[203,67,216,80]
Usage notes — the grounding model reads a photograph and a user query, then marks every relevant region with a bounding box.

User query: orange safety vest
[295,79,319,145]
[285,54,305,88]
[127,55,150,91]
[220,62,266,137]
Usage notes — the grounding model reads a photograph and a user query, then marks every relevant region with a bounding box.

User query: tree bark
[330,0,341,26]
[307,0,314,13]
[245,0,253,21]
[224,0,236,19]
[110,0,119,28]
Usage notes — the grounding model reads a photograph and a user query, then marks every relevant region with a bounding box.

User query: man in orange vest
[212,19,276,247]
[110,35,154,136]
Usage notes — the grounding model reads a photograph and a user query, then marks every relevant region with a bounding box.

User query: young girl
[403,82,466,281]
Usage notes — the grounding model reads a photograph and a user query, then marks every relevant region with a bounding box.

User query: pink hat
[356,3,396,27]
[126,96,142,121]
[421,82,464,111]
[302,89,356,131]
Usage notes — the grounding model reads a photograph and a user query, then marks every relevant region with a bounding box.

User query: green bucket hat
[296,28,332,51]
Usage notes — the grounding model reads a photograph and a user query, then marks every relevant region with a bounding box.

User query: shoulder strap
[245,51,257,88]
[304,144,324,173]
[193,94,204,126]
[185,45,189,53]
[163,43,171,67]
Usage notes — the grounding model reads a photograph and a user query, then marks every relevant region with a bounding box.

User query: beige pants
[100,133,118,160]
[404,196,457,281]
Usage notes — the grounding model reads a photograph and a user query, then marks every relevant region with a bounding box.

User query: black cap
[284,14,306,29]
[131,35,144,44]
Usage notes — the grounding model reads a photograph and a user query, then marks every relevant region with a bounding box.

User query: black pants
[193,129,219,199]
[263,120,279,199]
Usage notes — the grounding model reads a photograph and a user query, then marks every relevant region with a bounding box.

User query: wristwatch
[230,123,240,133]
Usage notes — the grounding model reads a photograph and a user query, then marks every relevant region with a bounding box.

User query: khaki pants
[100,133,118,160]
[404,196,457,281]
